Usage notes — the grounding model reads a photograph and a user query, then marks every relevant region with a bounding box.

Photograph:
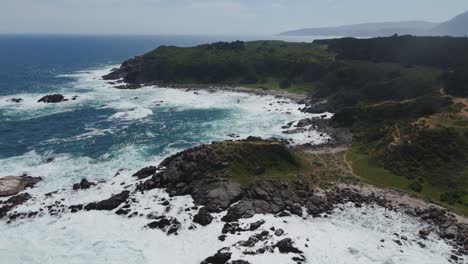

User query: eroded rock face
[38,94,65,103]
[132,166,157,180]
[102,57,144,83]
[137,142,248,212]
[137,139,307,217]
[221,179,312,223]
[0,176,42,197]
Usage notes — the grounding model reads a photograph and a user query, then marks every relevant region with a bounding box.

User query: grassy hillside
[178,139,353,187]
[106,41,333,93]
[106,38,444,108]
[338,96,468,214]
[107,36,468,214]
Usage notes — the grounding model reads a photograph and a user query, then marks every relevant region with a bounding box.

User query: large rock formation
[38,94,65,103]
[137,138,306,215]
[0,176,42,197]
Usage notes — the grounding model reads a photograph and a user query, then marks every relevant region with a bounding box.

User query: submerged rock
[7,98,23,103]
[38,94,65,103]
[72,178,95,191]
[0,176,42,197]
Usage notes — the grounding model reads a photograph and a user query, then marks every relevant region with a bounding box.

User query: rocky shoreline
[132,139,467,262]
[104,75,350,151]
[2,138,466,263]
[105,79,309,103]
[0,72,465,263]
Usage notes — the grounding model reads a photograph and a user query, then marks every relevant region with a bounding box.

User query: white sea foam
[0,66,462,264]
[1,65,330,145]
[0,195,457,264]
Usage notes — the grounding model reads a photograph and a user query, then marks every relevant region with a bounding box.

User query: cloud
[2,0,468,35]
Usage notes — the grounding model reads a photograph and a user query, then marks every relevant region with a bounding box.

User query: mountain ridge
[280,21,437,37]
[281,11,468,37]
[430,11,468,36]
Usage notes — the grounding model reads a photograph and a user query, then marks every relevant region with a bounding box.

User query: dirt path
[370,98,416,107]
[343,151,354,174]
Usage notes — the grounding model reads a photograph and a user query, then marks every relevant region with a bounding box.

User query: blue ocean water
[0,35,238,95]
[0,36,457,264]
[0,35,239,159]
[0,34,324,183]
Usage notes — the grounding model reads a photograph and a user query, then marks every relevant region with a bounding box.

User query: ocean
[0,35,460,264]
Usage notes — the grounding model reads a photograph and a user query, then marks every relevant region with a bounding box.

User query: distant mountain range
[281,11,468,37]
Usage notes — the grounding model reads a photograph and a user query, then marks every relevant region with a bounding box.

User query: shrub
[408,181,423,193]
[279,79,291,89]
[440,191,466,205]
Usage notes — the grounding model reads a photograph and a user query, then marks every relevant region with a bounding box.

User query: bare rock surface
[0,176,42,197]
[38,94,66,103]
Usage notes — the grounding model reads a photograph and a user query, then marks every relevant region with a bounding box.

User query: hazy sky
[2,0,468,35]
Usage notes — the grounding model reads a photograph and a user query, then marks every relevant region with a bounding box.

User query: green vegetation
[223,140,304,185]
[315,36,468,69]
[113,37,449,108]
[409,181,423,193]
[383,128,468,188]
[112,36,468,214]
[118,40,333,94]
[313,61,441,108]
[207,140,354,188]
[317,36,468,214]
[346,145,468,215]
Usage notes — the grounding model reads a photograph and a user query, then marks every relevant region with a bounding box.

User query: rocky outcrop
[299,99,334,114]
[38,94,65,103]
[72,178,95,191]
[201,248,232,264]
[0,176,42,197]
[135,139,388,223]
[84,191,130,211]
[146,216,181,235]
[132,166,157,180]
[283,117,352,149]
[102,57,144,83]
[136,138,310,215]
[7,98,23,103]
[274,238,303,254]
[0,193,31,218]
[114,84,142,90]
[193,207,213,226]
